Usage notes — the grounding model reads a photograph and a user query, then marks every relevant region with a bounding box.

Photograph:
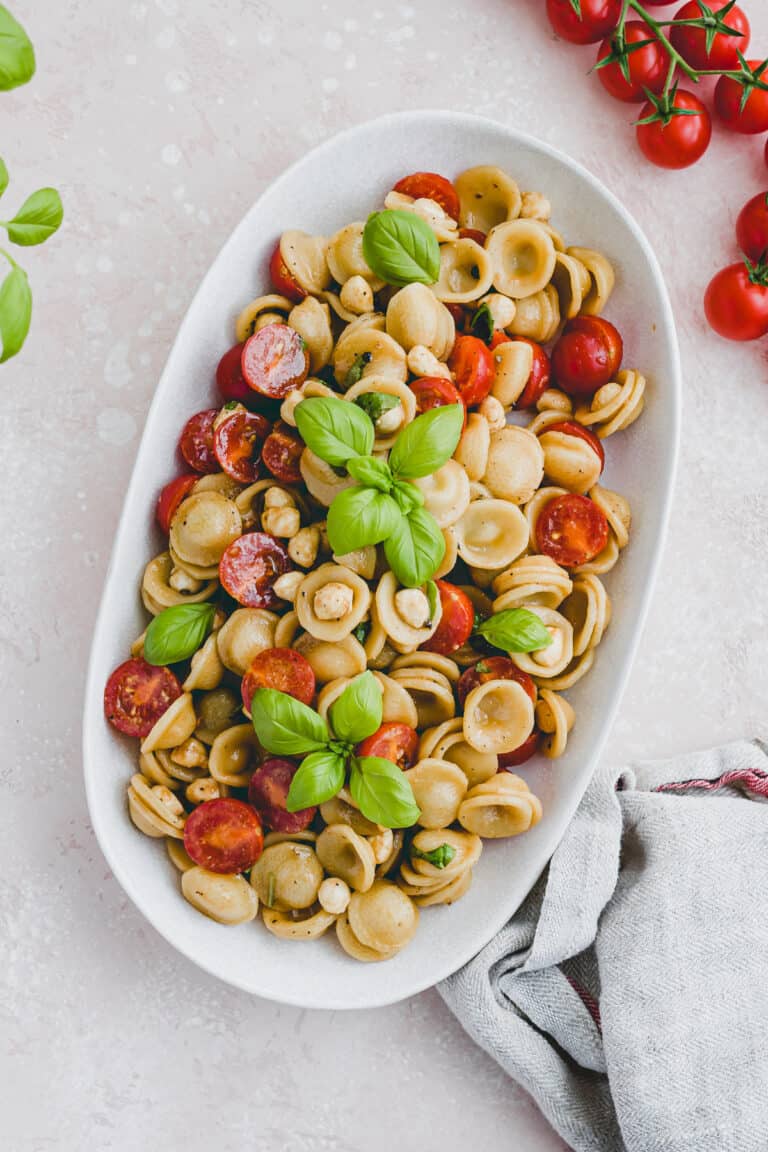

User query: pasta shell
[385,282,455,360]
[182,868,259,925]
[347,880,419,952]
[262,905,337,940]
[326,221,383,288]
[412,460,471,528]
[141,693,197,754]
[216,608,279,676]
[279,230,331,295]
[487,220,556,299]
[455,498,529,570]
[567,245,615,315]
[403,758,468,829]
[511,606,574,679]
[288,296,334,373]
[251,843,324,910]
[316,825,377,893]
[562,574,611,656]
[141,552,218,616]
[433,238,494,303]
[462,680,534,755]
[208,723,261,789]
[575,370,646,438]
[295,562,371,642]
[235,293,292,343]
[483,426,544,505]
[169,491,242,569]
[538,425,603,494]
[455,165,522,232]
[458,773,543,839]
[293,631,367,683]
[535,688,575,759]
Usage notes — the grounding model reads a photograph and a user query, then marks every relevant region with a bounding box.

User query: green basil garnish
[345,454,394,492]
[412,843,457,869]
[294,395,374,466]
[354,391,400,423]
[250,688,329,756]
[425,579,440,624]
[476,608,553,653]
[0,252,31,362]
[349,756,421,829]
[142,602,215,667]
[328,670,383,744]
[470,302,494,344]
[388,404,464,479]
[344,351,372,390]
[286,749,346,812]
[383,506,446,589]
[362,209,440,287]
[326,485,401,555]
[2,186,63,246]
[0,5,35,90]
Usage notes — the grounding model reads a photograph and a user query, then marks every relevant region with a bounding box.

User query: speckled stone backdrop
[3,1,768,1148]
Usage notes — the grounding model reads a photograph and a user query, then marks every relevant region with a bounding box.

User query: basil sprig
[475,608,553,654]
[294,394,373,466]
[143,603,216,666]
[470,302,494,345]
[0,5,35,90]
[412,843,456,869]
[362,209,440,287]
[251,672,420,828]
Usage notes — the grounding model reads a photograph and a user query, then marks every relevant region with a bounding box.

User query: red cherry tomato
[409,376,467,426]
[213,407,271,483]
[183,798,264,874]
[261,421,305,483]
[421,581,475,656]
[457,657,536,709]
[241,648,316,712]
[546,0,621,44]
[670,1,749,71]
[356,722,419,771]
[715,61,768,134]
[736,192,768,262]
[636,90,711,167]
[509,337,552,409]
[536,494,609,568]
[269,241,306,303]
[551,317,622,398]
[704,262,768,341]
[596,22,666,103]
[216,342,251,404]
[179,409,219,474]
[458,227,487,245]
[219,532,293,609]
[156,473,197,534]
[447,334,495,407]
[499,730,542,769]
[392,172,460,221]
[241,323,309,399]
[544,420,606,469]
[248,758,316,833]
[104,658,182,739]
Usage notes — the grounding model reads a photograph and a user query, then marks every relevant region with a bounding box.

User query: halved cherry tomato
[156,473,197,534]
[636,89,711,167]
[546,0,621,44]
[422,581,474,656]
[248,758,316,833]
[261,420,304,483]
[736,191,768,262]
[448,334,495,407]
[241,323,309,399]
[457,657,537,708]
[704,261,768,341]
[512,337,551,409]
[269,241,306,303]
[104,658,182,739]
[459,227,487,245]
[536,494,609,568]
[670,1,749,71]
[544,420,605,469]
[715,60,768,134]
[499,730,542,769]
[179,409,219,474]
[213,407,271,483]
[409,376,467,427]
[551,317,622,398]
[241,648,316,712]
[183,798,264,874]
[219,532,293,609]
[216,342,251,403]
[596,22,666,103]
[356,722,419,771]
[392,172,460,221]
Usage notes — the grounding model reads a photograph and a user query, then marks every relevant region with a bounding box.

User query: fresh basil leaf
[346,454,393,493]
[0,158,8,199]
[389,404,464,479]
[0,5,35,90]
[425,580,440,624]
[143,602,215,666]
[251,688,329,756]
[350,756,420,829]
[294,395,374,467]
[384,506,446,589]
[471,302,494,344]
[391,478,424,514]
[344,352,372,390]
[0,255,31,362]
[4,187,63,246]
[354,390,400,423]
[362,209,440,287]
[412,843,456,869]
[353,621,370,646]
[326,485,401,554]
[330,671,383,744]
[286,749,345,811]
[476,608,553,653]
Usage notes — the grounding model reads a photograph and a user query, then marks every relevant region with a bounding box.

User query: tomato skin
[512,337,552,409]
[546,0,621,44]
[104,658,182,739]
[422,581,475,656]
[183,798,264,874]
[213,408,271,483]
[715,62,768,134]
[269,241,306,303]
[179,409,219,474]
[445,303,469,331]
[156,473,197,534]
[458,227,487,245]
[448,334,495,407]
[457,657,536,709]
[551,317,622,398]
[241,648,316,712]
[670,1,749,71]
[544,420,606,469]
[636,90,711,168]
[596,22,666,103]
[219,532,293,609]
[216,342,251,404]
[248,758,316,833]
[736,192,768,262]
[704,263,768,341]
[261,420,304,483]
[393,172,460,221]
[409,377,467,427]
[356,722,419,771]
[536,494,610,568]
[499,730,542,769]
[241,323,309,399]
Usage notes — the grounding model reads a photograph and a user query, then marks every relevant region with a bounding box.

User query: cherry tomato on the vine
[670,1,750,72]
[636,89,711,169]
[736,192,768,263]
[704,261,768,341]
[546,0,621,45]
[596,22,666,103]
[715,60,768,134]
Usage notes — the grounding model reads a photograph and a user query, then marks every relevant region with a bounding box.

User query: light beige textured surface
[3,1,768,1149]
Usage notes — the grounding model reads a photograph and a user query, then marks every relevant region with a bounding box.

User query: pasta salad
[104,165,646,963]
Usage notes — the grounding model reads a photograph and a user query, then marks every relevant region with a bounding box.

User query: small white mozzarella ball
[318,876,351,915]
[168,567,205,594]
[376,403,404,435]
[170,737,209,769]
[186,777,221,804]
[478,395,506,431]
[288,525,320,568]
[262,506,301,538]
[394,588,431,629]
[368,828,394,865]
[520,191,551,221]
[313,582,355,621]
[340,275,374,315]
[407,344,452,381]
[273,571,304,602]
[263,487,296,509]
[533,627,565,669]
[479,293,516,330]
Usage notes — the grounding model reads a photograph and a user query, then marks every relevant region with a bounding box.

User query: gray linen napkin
[439,740,768,1152]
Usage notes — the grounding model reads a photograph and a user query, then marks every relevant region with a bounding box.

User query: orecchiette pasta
[288,296,333,373]
[433,237,494,303]
[208,723,261,788]
[236,293,292,343]
[216,608,278,676]
[453,413,490,482]
[454,165,522,232]
[385,283,455,360]
[333,320,407,386]
[279,230,331,295]
[507,283,560,342]
[462,679,534,755]
[511,607,574,679]
[458,773,543,839]
[141,552,218,616]
[575,369,646,437]
[487,220,557,299]
[535,688,575,759]
[182,867,259,925]
[483,426,544,505]
[326,221,383,288]
[295,562,371,642]
[384,189,459,243]
[538,423,604,494]
[454,498,529,570]
[566,245,615,315]
[412,460,471,528]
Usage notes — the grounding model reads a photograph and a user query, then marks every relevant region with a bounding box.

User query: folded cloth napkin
[439,740,768,1152]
